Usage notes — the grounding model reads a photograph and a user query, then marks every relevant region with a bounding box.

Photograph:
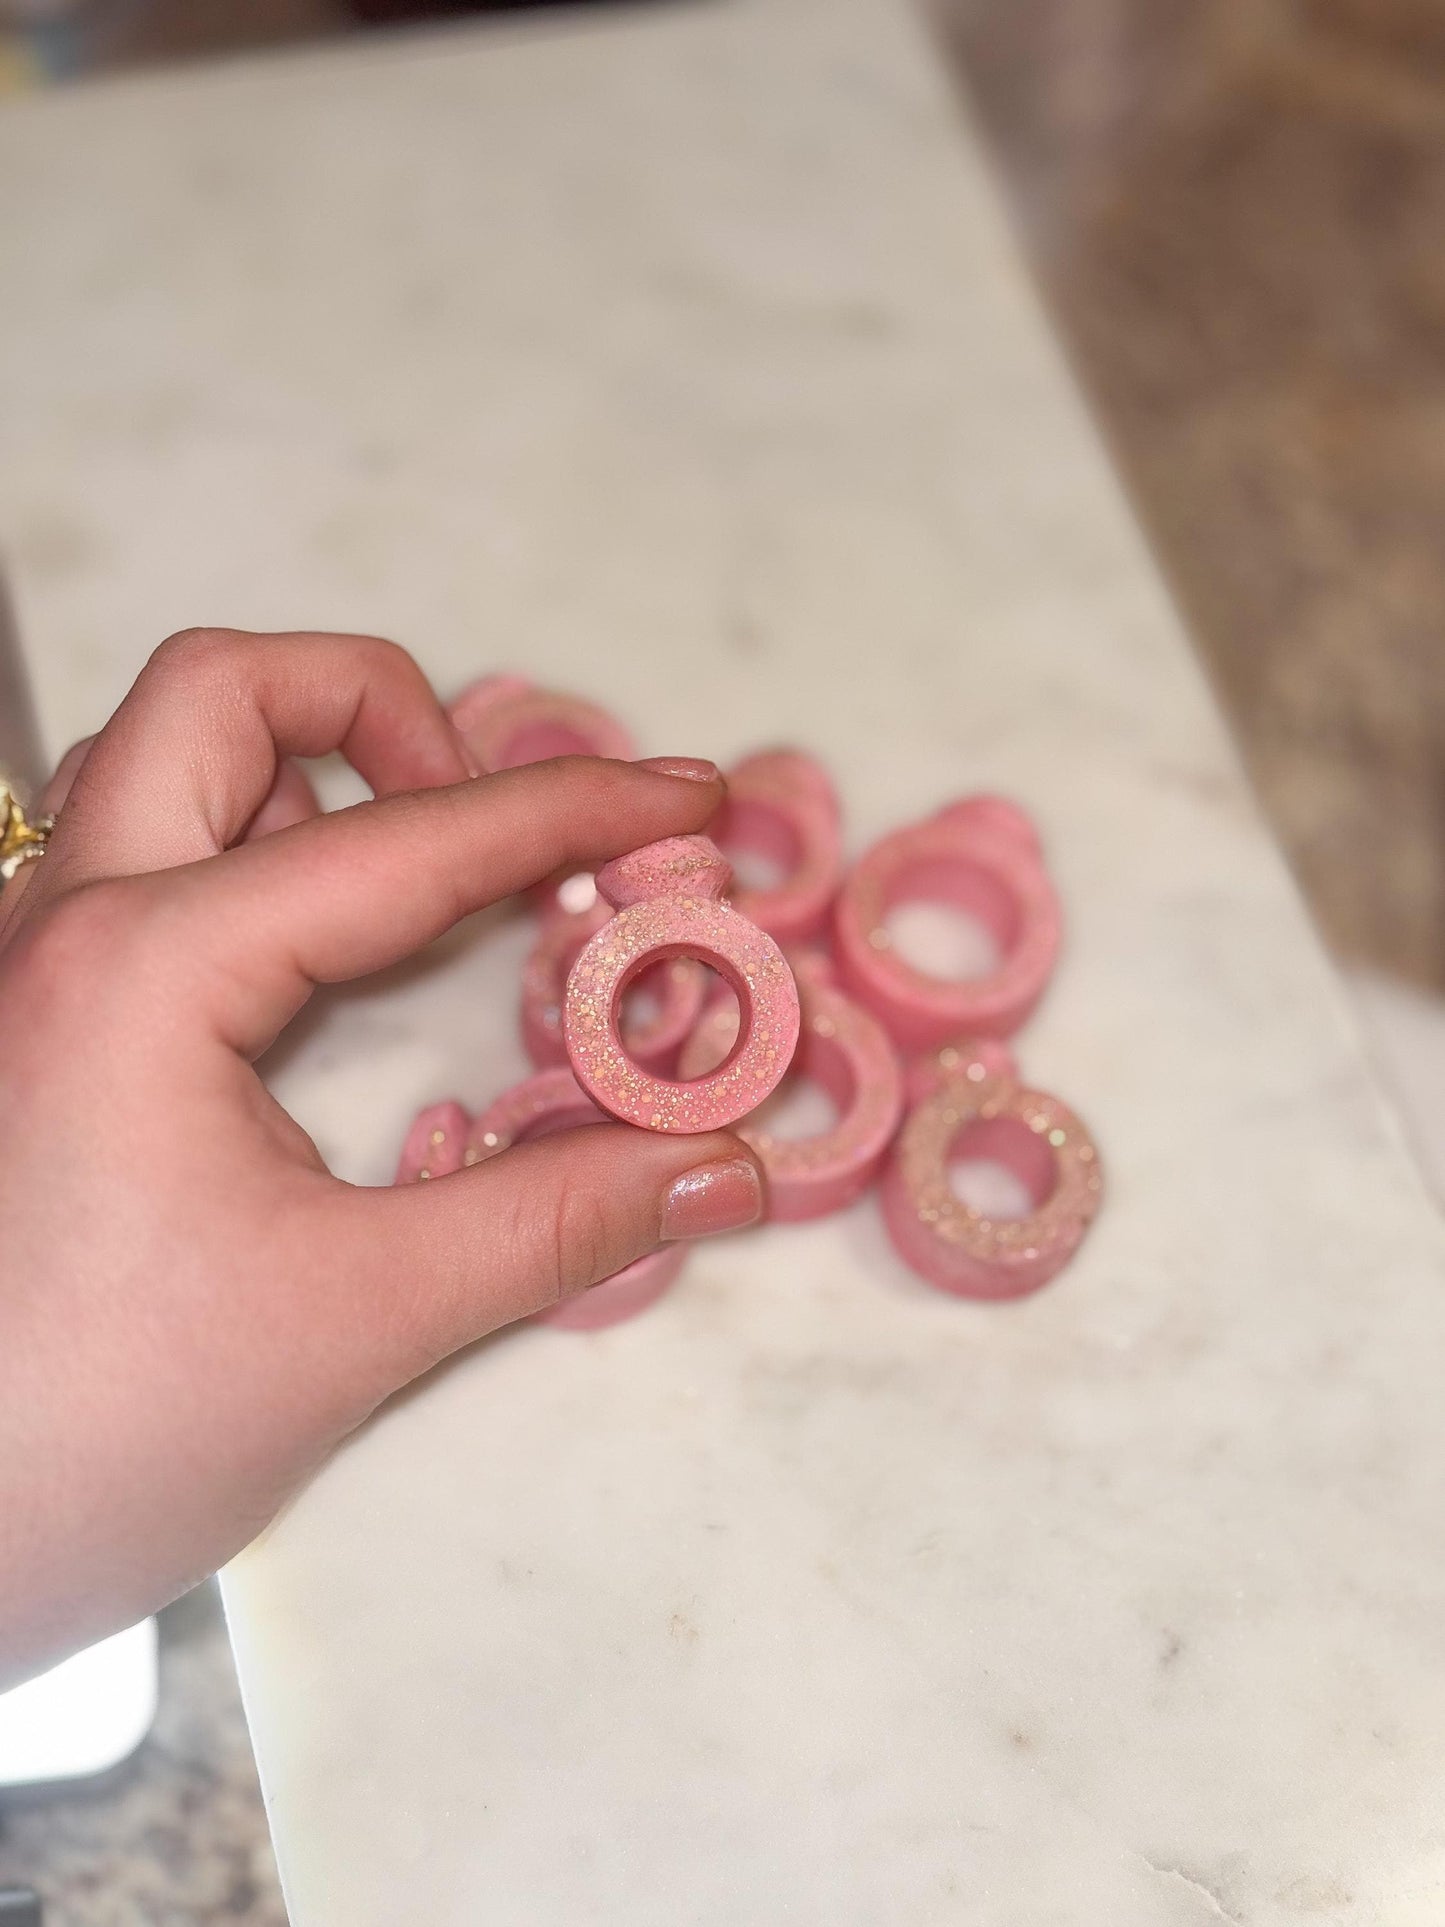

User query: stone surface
[5,1,1445,1923]
[0,1591,284,1926]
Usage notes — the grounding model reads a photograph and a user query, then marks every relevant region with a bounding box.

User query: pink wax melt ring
[394,1101,470,1184]
[564,835,801,1134]
[677,951,903,1222]
[449,672,636,772]
[710,748,844,944]
[466,1067,686,1330]
[834,796,1061,1048]
[880,1039,1103,1300]
[521,898,707,1076]
[902,1034,1018,1107]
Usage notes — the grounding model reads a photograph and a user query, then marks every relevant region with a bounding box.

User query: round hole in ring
[617,955,714,1051]
[745,1028,847,1141]
[747,1073,840,1142]
[617,959,742,1075]
[881,855,1020,982]
[947,1115,1056,1219]
[713,797,802,896]
[620,976,665,1037]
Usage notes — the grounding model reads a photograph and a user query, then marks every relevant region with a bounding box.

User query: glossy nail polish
[660,1157,764,1241]
[634,756,721,784]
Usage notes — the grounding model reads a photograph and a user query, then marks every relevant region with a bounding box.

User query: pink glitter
[564,835,801,1134]
[394,1100,470,1184]
[880,1036,1103,1299]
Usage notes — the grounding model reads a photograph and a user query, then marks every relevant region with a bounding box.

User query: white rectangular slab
[4,3,1445,1921]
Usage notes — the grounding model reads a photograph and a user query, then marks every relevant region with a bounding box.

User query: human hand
[0,630,762,1686]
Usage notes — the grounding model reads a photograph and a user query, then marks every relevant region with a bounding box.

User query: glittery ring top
[880,1037,1103,1299]
[564,834,801,1134]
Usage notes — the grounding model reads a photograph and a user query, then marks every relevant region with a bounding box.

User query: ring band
[0,779,54,886]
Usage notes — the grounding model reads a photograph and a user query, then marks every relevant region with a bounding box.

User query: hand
[0,630,762,1686]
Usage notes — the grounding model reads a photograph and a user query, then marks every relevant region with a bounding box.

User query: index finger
[132,754,725,1055]
[29,628,471,909]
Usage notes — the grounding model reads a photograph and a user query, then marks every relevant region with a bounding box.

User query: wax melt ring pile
[395,675,1104,1329]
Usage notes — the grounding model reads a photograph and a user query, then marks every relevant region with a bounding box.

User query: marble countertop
[3,0,1445,1920]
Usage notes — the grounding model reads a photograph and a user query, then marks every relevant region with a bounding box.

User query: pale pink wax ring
[467,1067,686,1330]
[394,1100,470,1184]
[710,748,844,944]
[677,950,903,1221]
[834,795,1062,1048]
[448,673,637,912]
[880,1037,1103,1300]
[564,835,801,1134]
[520,897,706,1076]
[901,1034,1018,1108]
[449,672,636,772]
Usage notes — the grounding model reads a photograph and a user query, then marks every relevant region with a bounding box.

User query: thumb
[337,1123,765,1382]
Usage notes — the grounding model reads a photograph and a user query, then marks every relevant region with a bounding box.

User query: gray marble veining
[2,0,1443,1920]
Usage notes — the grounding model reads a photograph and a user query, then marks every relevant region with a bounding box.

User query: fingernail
[660,1156,764,1241]
[635,756,721,784]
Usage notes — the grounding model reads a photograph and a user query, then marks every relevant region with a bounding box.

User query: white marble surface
[4,2,1445,1921]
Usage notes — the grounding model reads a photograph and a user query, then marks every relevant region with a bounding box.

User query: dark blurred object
[348,0,500,14]
[0,0,647,82]
[0,1892,42,1926]
[933,0,1445,988]
[347,0,622,15]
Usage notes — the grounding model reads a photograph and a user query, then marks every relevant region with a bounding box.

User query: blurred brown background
[937,0,1445,988]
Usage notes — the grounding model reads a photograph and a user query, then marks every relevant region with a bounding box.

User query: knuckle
[147,627,253,699]
[551,1166,623,1300]
[9,879,150,1003]
[351,633,416,679]
[42,878,139,952]
[497,1154,623,1310]
[151,625,245,669]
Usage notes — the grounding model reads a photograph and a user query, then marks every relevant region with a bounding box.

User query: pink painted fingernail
[635,756,721,784]
[660,1156,764,1241]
